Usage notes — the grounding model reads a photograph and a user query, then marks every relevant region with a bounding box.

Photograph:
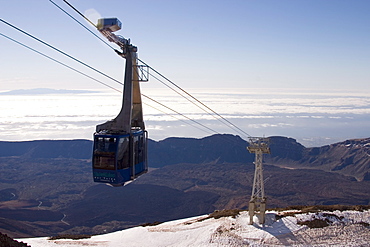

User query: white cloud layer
[1,88,369,147]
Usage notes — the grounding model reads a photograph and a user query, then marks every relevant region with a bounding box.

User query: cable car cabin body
[93,130,147,187]
[92,18,148,186]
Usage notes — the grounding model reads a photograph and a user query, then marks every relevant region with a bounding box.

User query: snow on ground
[18,210,370,247]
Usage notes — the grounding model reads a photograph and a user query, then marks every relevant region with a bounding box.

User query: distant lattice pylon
[247,137,270,225]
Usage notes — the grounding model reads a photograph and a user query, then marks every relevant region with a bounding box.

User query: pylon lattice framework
[247,137,270,225]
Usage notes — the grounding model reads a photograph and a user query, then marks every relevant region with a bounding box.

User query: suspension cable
[0,18,122,86]
[147,71,252,139]
[142,102,214,135]
[62,0,97,28]
[55,0,252,139]
[2,5,251,140]
[0,32,121,93]
[139,59,252,138]
[49,0,115,51]
[149,72,211,116]
[142,94,222,135]
[0,30,219,136]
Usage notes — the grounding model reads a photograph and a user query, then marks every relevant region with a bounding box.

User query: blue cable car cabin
[92,17,148,186]
[92,130,148,187]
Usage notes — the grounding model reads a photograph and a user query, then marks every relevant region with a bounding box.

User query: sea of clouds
[1,88,369,147]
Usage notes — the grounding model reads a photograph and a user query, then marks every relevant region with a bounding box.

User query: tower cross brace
[247,137,270,225]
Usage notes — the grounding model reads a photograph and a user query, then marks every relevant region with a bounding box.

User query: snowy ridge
[339,137,370,149]
[19,209,370,247]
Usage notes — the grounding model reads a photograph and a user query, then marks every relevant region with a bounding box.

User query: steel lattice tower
[247,137,270,225]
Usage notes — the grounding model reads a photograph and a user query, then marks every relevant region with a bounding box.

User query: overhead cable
[142,102,214,135]
[142,94,221,135]
[49,0,116,51]
[5,1,253,140]
[139,58,252,138]
[0,29,218,136]
[55,0,252,139]
[62,0,97,28]
[0,32,121,93]
[0,18,122,86]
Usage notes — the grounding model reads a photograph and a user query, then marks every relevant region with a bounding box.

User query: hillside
[0,140,92,159]
[18,207,370,247]
[0,135,369,238]
[267,137,370,181]
[1,135,368,180]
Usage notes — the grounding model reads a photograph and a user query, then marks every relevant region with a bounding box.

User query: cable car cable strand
[52,1,252,139]
[148,72,211,114]
[0,18,122,86]
[49,0,116,51]
[62,0,97,28]
[0,32,121,93]
[1,13,249,142]
[0,28,220,136]
[142,102,214,136]
[139,58,252,138]
[142,95,222,135]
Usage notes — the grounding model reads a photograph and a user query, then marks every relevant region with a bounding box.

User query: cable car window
[137,134,144,164]
[133,135,139,165]
[93,154,115,170]
[117,137,130,169]
[93,137,117,170]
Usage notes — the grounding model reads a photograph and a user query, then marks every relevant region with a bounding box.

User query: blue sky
[0,1,369,144]
[1,0,370,91]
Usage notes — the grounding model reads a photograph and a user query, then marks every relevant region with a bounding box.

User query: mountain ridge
[1,134,368,179]
[0,135,369,238]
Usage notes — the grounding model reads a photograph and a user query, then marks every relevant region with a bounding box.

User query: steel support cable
[62,0,97,28]
[14,0,249,142]
[0,31,217,136]
[148,72,211,114]
[147,71,241,144]
[52,0,252,140]
[147,72,248,143]
[0,32,121,93]
[49,0,116,51]
[142,100,238,145]
[48,2,225,137]
[142,102,214,135]
[142,94,221,135]
[146,65,252,143]
[0,18,122,86]
[138,58,252,139]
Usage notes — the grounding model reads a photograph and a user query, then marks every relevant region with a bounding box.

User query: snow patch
[18,210,370,247]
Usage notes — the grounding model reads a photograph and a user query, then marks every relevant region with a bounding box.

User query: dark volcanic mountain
[148,135,253,167]
[0,140,92,159]
[266,136,370,181]
[0,135,369,238]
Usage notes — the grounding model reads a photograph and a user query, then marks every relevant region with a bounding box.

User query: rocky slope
[267,137,370,181]
[0,135,368,238]
[18,207,370,247]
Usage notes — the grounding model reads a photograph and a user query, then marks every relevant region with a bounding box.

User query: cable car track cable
[0,18,122,86]
[142,94,222,135]
[148,72,213,115]
[0,29,219,136]
[142,102,214,136]
[0,32,121,93]
[62,0,97,28]
[139,59,252,139]
[1,15,247,143]
[49,0,240,134]
[49,0,116,51]
[54,0,253,139]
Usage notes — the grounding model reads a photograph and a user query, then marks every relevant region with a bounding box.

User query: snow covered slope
[19,210,370,247]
